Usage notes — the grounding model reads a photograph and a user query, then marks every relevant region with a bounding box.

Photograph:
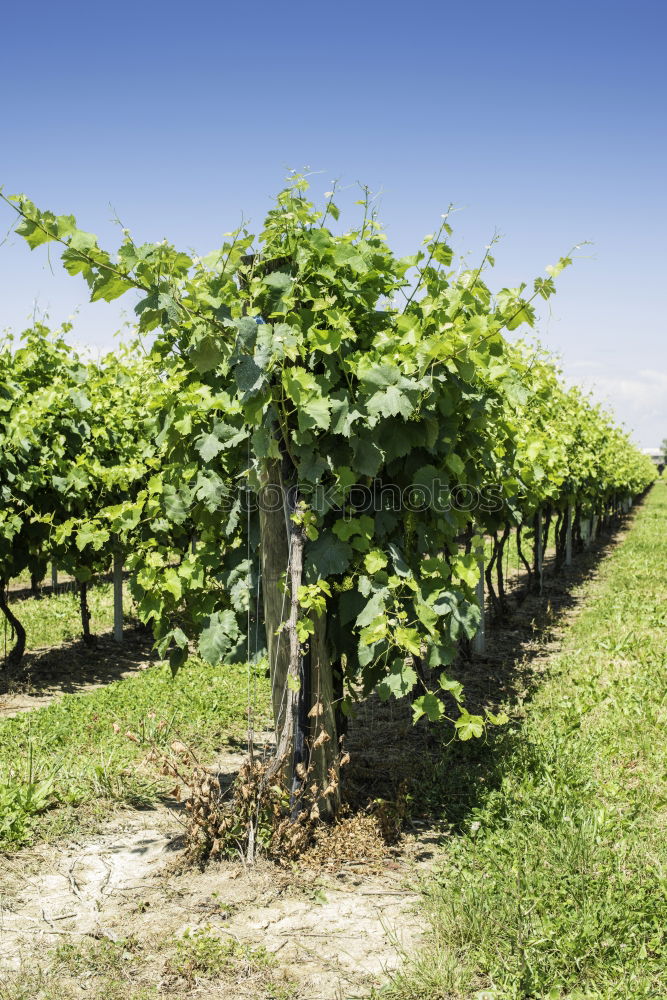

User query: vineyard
[0,178,664,999]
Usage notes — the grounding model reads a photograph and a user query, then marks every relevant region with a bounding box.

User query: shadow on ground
[5,568,131,602]
[343,509,636,843]
[0,622,157,704]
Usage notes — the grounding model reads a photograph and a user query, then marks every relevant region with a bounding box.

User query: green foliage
[1,178,655,736]
[167,926,272,980]
[0,772,55,844]
[0,321,157,660]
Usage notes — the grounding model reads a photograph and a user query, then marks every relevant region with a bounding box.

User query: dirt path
[0,763,426,999]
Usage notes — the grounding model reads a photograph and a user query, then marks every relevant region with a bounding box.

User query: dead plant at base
[147,738,350,865]
[301,780,411,869]
[372,779,411,844]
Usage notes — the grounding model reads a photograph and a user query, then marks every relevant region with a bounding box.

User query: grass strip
[388,484,667,999]
[0,655,270,847]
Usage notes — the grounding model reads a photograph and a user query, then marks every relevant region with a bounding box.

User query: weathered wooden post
[565,502,573,567]
[582,514,591,549]
[113,550,123,643]
[536,508,543,593]
[51,563,58,592]
[259,461,339,818]
[472,530,485,656]
[591,512,599,542]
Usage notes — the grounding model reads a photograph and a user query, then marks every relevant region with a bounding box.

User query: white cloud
[563,365,667,447]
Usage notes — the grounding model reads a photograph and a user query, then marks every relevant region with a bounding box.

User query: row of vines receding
[0,176,656,856]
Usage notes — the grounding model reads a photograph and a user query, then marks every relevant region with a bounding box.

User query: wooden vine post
[582,513,590,549]
[79,580,93,644]
[535,508,544,593]
[113,549,123,643]
[258,460,294,765]
[258,460,339,819]
[472,529,485,656]
[565,502,573,567]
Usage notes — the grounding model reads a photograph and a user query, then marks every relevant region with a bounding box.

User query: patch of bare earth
[0,740,428,999]
[0,607,430,995]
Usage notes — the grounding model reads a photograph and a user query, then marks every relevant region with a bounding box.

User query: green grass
[5,581,121,649]
[0,927,298,1000]
[0,652,270,847]
[1,571,271,847]
[387,484,667,1000]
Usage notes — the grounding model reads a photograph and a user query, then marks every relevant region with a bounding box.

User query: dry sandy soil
[0,754,429,999]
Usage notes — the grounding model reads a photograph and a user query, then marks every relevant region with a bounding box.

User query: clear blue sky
[1,0,665,445]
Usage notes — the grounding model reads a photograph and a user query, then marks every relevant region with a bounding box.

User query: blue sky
[1,0,665,444]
